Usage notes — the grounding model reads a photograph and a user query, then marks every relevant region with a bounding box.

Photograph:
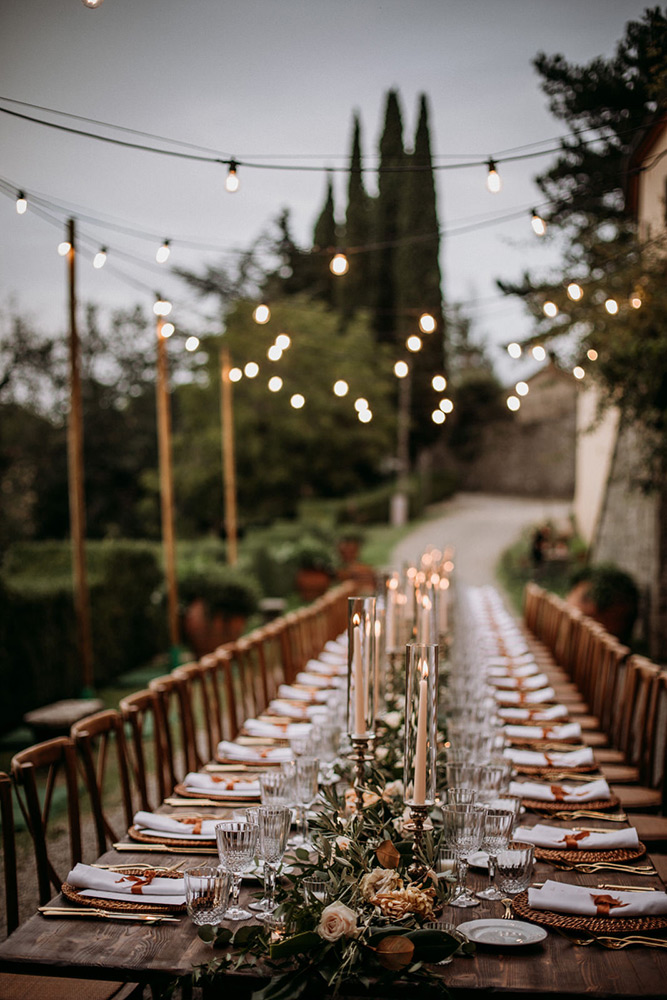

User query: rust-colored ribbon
[559,830,590,849]
[550,784,566,801]
[544,754,556,767]
[591,893,628,915]
[115,871,158,895]
[541,728,553,739]
[211,776,246,790]
[178,816,203,835]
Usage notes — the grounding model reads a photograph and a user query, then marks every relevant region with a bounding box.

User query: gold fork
[547,811,628,822]
[550,861,657,874]
[501,898,514,919]
[555,928,667,949]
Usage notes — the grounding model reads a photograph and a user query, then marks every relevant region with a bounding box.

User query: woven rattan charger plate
[533,843,646,864]
[62,868,185,913]
[129,825,217,848]
[521,796,621,813]
[511,889,667,934]
[173,782,261,801]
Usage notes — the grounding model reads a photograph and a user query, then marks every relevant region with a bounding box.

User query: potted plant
[180,566,260,656]
[336,526,365,566]
[566,563,639,643]
[291,537,337,602]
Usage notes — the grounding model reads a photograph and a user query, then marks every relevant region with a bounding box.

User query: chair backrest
[0,771,19,935]
[147,674,189,792]
[70,709,135,852]
[118,688,168,810]
[11,736,83,906]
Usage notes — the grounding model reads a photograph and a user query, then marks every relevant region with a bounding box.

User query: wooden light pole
[220,346,238,565]
[154,308,180,652]
[66,218,94,694]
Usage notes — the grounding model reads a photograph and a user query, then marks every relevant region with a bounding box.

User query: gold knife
[39,906,181,922]
[113,841,218,854]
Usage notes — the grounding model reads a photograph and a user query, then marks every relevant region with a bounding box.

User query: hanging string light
[185,336,199,351]
[333,380,349,397]
[81,0,104,7]
[275,333,290,349]
[244,361,259,378]
[268,376,283,392]
[431,374,447,392]
[394,360,409,378]
[543,300,558,318]
[161,322,175,338]
[358,409,372,423]
[530,208,546,236]
[532,345,546,361]
[587,348,598,361]
[605,298,619,315]
[431,410,445,425]
[93,247,107,269]
[225,159,239,193]
[439,398,454,414]
[567,282,583,301]
[329,252,349,276]
[573,366,585,379]
[419,313,436,334]
[507,396,520,411]
[15,190,27,214]
[267,344,282,361]
[57,240,71,256]
[507,342,522,359]
[290,393,305,409]
[156,240,171,264]
[153,297,172,316]
[486,158,501,193]
[406,334,422,352]
[229,367,243,382]
[630,291,642,309]
[515,381,529,397]
[253,303,270,324]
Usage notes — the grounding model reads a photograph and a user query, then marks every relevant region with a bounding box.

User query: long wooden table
[1,805,666,999]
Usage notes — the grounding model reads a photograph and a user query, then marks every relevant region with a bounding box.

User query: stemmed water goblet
[475,808,514,901]
[442,803,485,908]
[215,819,258,921]
[293,755,319,850]
[249,805,292,919]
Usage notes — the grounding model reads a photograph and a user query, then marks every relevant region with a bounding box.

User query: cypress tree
[372,90,405,342]
[312,173,338,307]
[397,93,446,450]
[342,112,372,318]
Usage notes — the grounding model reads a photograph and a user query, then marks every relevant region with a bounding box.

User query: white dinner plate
[467,850,489,869]
[457,918,547,947]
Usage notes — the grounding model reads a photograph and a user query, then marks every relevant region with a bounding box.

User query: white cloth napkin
[67,862,185,905]
[244,718,311,739]
[184,770,263,793]
[486,653,537,669]
[492,672,549,691]
[495,686,555,705]
[509,778,612,802]
[503,722,582,741]
[133,811,220,839]
[216,743,293,764]
[324,639,347,654]
[295,672,344,689]
[515,823,639,851]
[528,879,667,917]
[497,704,569,722]
[268,699,329,719]
[278,684,330,703]
[316,651,348,667]
[487,662,539,678]
[503,746,594,768]
[305,658,347,676]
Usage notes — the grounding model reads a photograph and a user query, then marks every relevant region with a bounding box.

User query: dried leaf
[376,839,401,869]
[375,935,415,971]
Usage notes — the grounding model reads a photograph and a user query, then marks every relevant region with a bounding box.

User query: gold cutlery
[113,841,218,855]
[92,861,186,872]
[555,928,667,949]
[39,906,181,923]
[550,861,657,874]
[501,898,514,919]
[205,763,253,772]
[164,797,242,808]
[547,811,628,821]
[597,884,659,892]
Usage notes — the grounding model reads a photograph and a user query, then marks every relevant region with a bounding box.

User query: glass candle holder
[346,596,376,738]
[403,643,438,807]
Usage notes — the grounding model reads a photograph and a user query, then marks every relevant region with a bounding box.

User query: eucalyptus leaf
[269,930,322,960]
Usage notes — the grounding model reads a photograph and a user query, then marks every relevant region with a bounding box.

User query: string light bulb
[432,375,447,392]
[532,345,546,361]
[229,367,242,382]
[630,292,642,309]
[507,342,522,359]
[605,298,619,315]
[225,159,239,193]
[507,396,520,411]
[530,209,546,236]
[268,376,282,392]
[515,381,529,397]
[439,398,454,414]
[244,361,259,378]
[587,348,598,361]
[57,241,71,256]
[432,410,445,425]
[406,334,422,352]
[394,360,409,378]
[330,252,349,276]
[156,240,171,264]
[16,191,27,215]
[358,409,372,423]
[93,247,107,269]
[290,393,305,409]
[81,0,104,7]
[419,313,436,334]
[543,301,558,318]
[253,304,270,324]
[333,380,349,397]
[567,282,583,301]
[573,366,585,380]
[486,158,501,193]
[267,344,282,361]
[161,323,174,338]
[153,297,172,317]
[275,333,290,349]
[185,336,199,352]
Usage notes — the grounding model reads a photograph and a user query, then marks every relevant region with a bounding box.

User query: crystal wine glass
[442,803,485,908]
[475,808,514,901]
[251,806,291,918]
[293,755,319,850]
[215,819,258,921]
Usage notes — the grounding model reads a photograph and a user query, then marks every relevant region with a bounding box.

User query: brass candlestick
[348,735,374,813]
[405,803,430,880]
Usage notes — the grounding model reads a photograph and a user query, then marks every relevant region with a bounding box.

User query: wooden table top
[1,816,666,999]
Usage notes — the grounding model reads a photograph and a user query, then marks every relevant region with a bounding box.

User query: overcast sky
[0,0,654,383]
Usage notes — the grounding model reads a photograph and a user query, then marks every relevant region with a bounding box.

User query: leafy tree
[311,173,339,307]
[342,113,373,318]
[171,297,396,533]
[498,6,667,482]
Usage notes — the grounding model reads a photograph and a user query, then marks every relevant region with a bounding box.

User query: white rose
[383,711,402,729]
[316,901,359,942]
[382,779,404,801]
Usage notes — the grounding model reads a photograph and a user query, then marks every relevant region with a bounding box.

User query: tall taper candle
[413,658,428,805]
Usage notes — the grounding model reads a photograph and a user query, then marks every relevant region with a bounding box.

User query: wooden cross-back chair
[119,688,169,810]
[0,771,142,1000]
[10,736,83,906]
[70,708,135,852]
[172,660,217,771]
[147,674,189,791]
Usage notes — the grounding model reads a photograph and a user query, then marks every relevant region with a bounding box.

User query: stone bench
[23,698,105,741]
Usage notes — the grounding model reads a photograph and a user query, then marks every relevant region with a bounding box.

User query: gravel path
[391,491,573,588]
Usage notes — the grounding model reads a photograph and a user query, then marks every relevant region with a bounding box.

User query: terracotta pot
[295,568,332,603]
[182,598,247,656]
[566,582,635,643]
